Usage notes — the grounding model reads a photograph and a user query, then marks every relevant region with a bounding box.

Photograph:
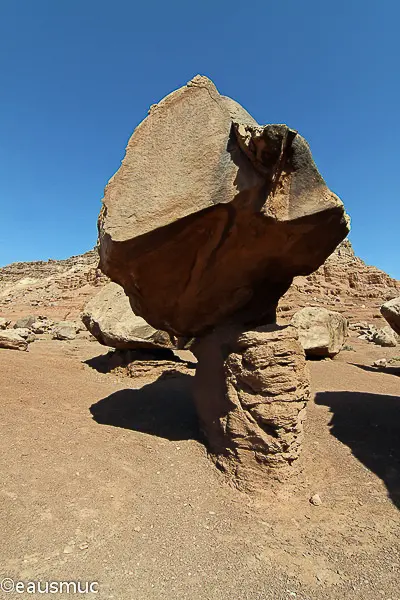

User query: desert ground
[1,333,399,600]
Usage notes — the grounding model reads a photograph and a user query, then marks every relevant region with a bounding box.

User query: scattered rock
[372,326,398,347]
[310,494,323,506]
[0,330,29,351]
[82,282,174,350]
[52,321,78,341]
[0,317,11,329]
[14,315,36,329]
[372,358,387,368]
[381,296,400,335]
[291,307,348,357]
[13,328,36,343]
[31,317,54,334]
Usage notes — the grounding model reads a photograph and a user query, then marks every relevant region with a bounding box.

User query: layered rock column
[192,324,310,489]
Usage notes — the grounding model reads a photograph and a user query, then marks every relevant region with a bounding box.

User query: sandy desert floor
[0,337,399,600]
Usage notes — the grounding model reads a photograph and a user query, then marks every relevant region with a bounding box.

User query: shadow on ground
[350,363,400,376]
[316,391,400,509]
[90,373,200,442]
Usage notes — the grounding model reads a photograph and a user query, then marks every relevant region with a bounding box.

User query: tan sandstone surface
[0,241,399,597]
[0,334,399,600]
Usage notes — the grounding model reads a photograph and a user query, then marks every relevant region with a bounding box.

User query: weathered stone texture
[291,307,348,357]
[98,75,349,339]
[192,325,310,490]
[381,296,400,336]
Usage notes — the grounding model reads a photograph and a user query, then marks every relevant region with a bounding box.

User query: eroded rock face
[0,330,28,351]
[291,307,348,357]
[381,297,400,336]
[192,325,310,489]
[372,325,398,347]
[52,321,78,341]
[82,282,173,350]
[0,317,10,329]
[98,75,349,338]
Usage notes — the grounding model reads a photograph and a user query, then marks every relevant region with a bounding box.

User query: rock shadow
[90,373,200,442]
[350,363,400,376]
[315,391,400,509]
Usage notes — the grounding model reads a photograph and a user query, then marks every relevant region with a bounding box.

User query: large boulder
[81,282,173,350]
[291,307,348,357]
[98,75,350,338]
[381,296,400,336]
[0,330,28,351]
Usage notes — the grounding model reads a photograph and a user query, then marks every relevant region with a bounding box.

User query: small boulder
[372,325,397,347]
[291,307,348,357]
[381,296,400,336]
[0,330,28,351]
[14,315,36,329]
[81,282,174,350]
[0,317,11,329]
[31,317,54,334]
[52,321,78,341]
[13,328,37,343]
[372,358,387,368]
[310,493,323,506]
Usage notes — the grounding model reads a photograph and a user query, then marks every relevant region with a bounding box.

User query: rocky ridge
[277,240,400,329]
[0,249,107,321]
[0,240,399,331]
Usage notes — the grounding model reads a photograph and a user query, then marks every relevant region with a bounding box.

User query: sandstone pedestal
[97,75,349,489]
[192,324,310,490]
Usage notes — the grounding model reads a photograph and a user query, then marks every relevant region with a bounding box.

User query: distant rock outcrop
[278,240,400,329]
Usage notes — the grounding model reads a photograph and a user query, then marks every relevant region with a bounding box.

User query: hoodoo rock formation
[97,75,350,488]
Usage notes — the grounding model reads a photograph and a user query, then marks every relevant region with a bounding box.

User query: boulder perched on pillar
[97,75,349,487]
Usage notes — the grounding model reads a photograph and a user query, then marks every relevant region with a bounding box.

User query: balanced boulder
[381,296,400,336]
[98,75,350,338]
[96,75,349,488]
[81,282,173,350]
[291,307,348,357]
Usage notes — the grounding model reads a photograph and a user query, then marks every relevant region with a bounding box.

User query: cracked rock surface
[98,75,349,338]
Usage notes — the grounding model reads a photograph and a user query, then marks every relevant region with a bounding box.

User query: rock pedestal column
[192,324,310,490]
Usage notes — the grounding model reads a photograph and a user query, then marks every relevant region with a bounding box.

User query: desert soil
[0,337,399,600]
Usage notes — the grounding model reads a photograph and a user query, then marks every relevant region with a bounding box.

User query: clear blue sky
[0,1,399,278]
